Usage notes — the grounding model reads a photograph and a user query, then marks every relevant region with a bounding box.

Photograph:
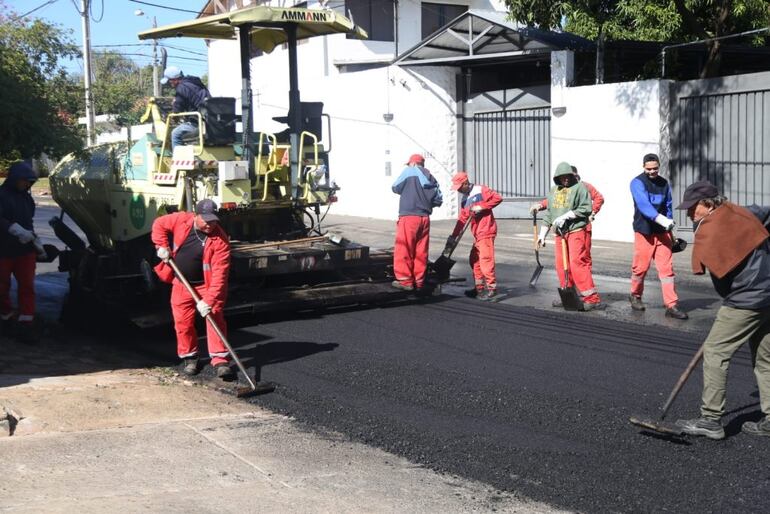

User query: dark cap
[643,153,660,164]
[676,180,719,210]
[195,198,219,222]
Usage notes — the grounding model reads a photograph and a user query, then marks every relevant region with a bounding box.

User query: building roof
[394,10,593,67]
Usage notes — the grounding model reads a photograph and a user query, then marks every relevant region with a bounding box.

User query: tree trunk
[700,39,723,78]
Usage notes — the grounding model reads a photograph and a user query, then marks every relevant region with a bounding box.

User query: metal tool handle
[444,216,472,259]
[532,212,539,251]
[660,343,705,419]
[166,257,257,391]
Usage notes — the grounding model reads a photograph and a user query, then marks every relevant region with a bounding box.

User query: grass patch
[32,177,49,194]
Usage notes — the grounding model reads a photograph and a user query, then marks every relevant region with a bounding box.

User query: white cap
[160,66,183,85]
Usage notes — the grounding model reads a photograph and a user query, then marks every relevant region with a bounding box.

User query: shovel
[629,343,704,436]
[166,257,275,398]
[529,213,544,287]
[556,228,583,311]
[432,215,472,278]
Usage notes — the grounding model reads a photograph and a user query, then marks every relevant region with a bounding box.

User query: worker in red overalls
[530,165,604,271]
[391,154,443,291]
[152,199,233,378]
[448,171,502,300]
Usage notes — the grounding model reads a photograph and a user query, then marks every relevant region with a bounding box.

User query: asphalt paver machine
[49,7,437,326]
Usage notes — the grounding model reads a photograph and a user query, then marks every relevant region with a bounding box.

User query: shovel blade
[558,285,583,311]
[431,255,455,278]
[528,265,544,288]
[629,416,685,436]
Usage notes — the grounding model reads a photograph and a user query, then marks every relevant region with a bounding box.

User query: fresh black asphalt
[222,297,770,513]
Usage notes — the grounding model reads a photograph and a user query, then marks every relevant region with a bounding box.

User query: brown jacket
[692,202,769,279]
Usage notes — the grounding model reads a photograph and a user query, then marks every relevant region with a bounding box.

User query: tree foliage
[86,50,154,125]
[504,0,770,78]
[0,2,83,161]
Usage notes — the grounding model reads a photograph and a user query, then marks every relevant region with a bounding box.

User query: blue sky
[5,0,209,76]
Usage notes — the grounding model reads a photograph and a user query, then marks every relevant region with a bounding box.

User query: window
[421,2,466,39]
[345,0,394,42]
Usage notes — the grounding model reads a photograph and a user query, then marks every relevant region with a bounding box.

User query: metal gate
[472,106,551,198]
[671,73,770,229]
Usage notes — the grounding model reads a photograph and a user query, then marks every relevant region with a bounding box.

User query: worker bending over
[152,199,234,379]
[448,171,502,301]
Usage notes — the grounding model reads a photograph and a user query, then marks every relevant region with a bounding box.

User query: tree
[86,50,153,125]
[0,2,83,161]
[504,0,770,78]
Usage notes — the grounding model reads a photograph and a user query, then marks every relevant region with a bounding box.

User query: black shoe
[582,302,606,312]
[666,305,689,320]
[675,417,725,440]
[629,295,646,311]
[391,280,415,292]
[742,418,770,437]
[551,299,563,308]
[182,358,199,376]
[215,363,235,380]
[464,288,480,298]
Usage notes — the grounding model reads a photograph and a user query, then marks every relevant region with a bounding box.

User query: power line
[128,0,200,14]
[9,0,59,22]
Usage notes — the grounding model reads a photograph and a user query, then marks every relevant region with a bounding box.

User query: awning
[394,10,593,67]
[138,6,368,53]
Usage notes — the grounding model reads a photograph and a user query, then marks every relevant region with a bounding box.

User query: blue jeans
[171,121,199,149]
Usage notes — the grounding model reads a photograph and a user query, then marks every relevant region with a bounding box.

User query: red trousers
[0,252,36,322]
[631,231,678,307]
[470,237,496,291]
[170,281,229,365]
[555,229,600,304]
[393,215,430,288]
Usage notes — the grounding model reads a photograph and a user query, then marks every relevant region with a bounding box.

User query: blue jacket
[0,162,37,258]
[392,165,442,217]
[173,76,210,119]
[630,172,672,235]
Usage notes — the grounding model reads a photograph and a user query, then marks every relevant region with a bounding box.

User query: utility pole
[151,16,159,96]
[80,0,96,146]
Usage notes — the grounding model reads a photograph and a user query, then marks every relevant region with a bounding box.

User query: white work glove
[654,214,675,231]
[470,205,483,214]
[156,246,171,262]
[529,203,542,215]
[537,225,550,248]
[552,210,577,229]
[196,299,212,317]
[32,237,47,259]
[8,223,34,244]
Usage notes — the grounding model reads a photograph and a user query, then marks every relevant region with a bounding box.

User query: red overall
[151,212,231,365]
[631,231,678,307]
[555,229,600,304]
[451,184,502,292]
[394,215,430,289]
[0,252,36,322]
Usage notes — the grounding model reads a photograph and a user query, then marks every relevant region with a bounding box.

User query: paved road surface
[34,205,769,512]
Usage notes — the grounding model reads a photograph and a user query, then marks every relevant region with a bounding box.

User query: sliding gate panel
[671,75,770,229]
[472,107,551,199]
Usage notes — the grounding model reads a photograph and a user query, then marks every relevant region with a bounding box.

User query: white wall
[550,58,664,242]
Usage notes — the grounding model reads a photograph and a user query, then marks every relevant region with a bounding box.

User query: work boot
[629,295,646,311]
[480,289,498,302]
[665,304,689,320]
[391,280,414,292]
[215,363,235,380]
[742,418,770,437]
[552,299,563,308]
[582,302,606,312]
[182,358,199,376]
[675,417,725,440]
[464,287,481,298]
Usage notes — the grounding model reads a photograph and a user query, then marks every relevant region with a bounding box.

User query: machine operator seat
[178,97,238,147]
[272,101,324,143]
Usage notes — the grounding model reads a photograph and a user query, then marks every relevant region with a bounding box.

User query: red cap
[406,153,425,165]
[451,171,469,191]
